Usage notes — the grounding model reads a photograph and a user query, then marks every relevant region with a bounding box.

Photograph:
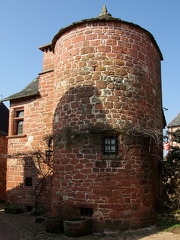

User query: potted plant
[4,204,22,214]
[59,203,92,237]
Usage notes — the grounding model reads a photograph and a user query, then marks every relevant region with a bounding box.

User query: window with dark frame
[80,207,93,217]
[14,109,24,135]
[104,137,118,155]
[25,177,32,186]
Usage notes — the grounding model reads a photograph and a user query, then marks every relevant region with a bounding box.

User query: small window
[104,137,118,154]
[16,110,24,118]
[14,109,24,135]
[16,120,23,135]
[80,208,93,217]
[25,177,32,186]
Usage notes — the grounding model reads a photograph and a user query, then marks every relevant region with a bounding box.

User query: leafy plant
[158,220,179,231]
[163,128,180,209]
[4,203,22,214]
[5,204,21,210]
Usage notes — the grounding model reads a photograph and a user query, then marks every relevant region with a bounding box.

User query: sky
[0,0,180,125]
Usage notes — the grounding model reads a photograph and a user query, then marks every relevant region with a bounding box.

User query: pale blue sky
[0,0,179,125]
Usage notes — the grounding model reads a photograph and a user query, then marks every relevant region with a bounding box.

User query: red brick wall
[6,69,54,210]
[51,21,163,229]
[0,134,7,202]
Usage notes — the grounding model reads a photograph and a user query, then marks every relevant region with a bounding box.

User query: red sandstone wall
[53,22,163,130]
[6,17,163,229]
[51,21,163,229]
[6,70,54,210]
[0,135,7,202]
[41,45,54,72]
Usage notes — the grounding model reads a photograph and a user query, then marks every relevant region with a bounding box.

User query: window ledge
[102,155,121,160]
[7,135,27,139]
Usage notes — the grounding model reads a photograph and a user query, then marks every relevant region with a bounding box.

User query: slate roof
[168,112,180,127]
[0,102,9,135]
[3,77,39,101]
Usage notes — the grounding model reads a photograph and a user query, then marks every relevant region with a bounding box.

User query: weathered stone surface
[51,19,163,230]
[6,13,164,231]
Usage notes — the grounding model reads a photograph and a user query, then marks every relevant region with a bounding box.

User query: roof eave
[39,43,52,52]
[2,91,40,102]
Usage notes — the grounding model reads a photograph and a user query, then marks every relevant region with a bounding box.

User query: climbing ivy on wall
[53,123,163,152]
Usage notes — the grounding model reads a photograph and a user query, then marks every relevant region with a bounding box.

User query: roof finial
[102,5,108,14]
[98,5,112,19]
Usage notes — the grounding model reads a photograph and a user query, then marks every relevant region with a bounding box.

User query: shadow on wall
[53,85,113,140]
[6,153,53,212]
[52,85,116,206]
[0,149,7,203]
[50,85,162,229]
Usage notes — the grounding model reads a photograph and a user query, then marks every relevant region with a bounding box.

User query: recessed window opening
[25,177,32,186]
[80,207,93,217]
[16,110,24,118]
[16,120,23,135]
[103,131,118,155]
[104,138,117,153]
[14,109,24,135]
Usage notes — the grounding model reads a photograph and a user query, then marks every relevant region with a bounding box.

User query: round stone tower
[51,6,164,230]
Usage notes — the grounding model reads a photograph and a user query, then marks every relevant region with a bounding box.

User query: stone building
[3,6,165,230]
[0,102,9,202]
[167,113,180,147]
